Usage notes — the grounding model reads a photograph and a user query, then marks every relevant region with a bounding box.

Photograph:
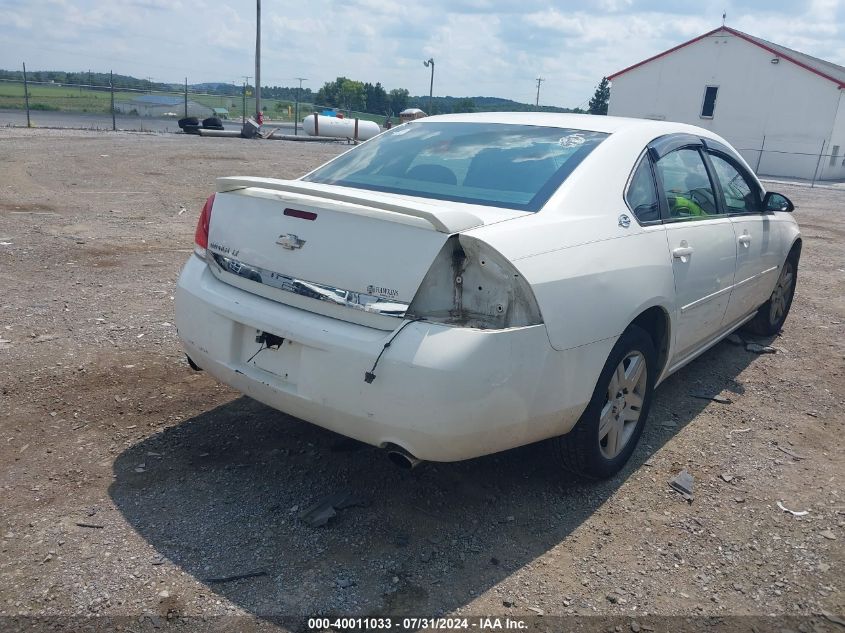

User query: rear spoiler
[216,176,484,233]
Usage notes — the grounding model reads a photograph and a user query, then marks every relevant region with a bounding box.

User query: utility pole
[241,76,251,124]
[254,0,261,121]
[22,62,31,128]
[110,70,116,131]
[423,58,434,114]
[535,77,544,107]
[184,77,188,119]
[146,77,152,94]
[294,77,307,135]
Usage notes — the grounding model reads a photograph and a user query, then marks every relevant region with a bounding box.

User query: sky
[1,0,843,108]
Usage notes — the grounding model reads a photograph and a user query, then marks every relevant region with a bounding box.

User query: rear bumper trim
[209,251,409,318]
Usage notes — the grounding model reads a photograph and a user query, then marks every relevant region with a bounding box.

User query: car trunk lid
[206,178,527,329]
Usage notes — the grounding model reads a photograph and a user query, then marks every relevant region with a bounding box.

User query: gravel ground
[0,128,843,632]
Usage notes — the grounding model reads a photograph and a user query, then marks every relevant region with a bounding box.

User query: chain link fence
[0,76,388,134]
[4,73,843,185]
[734,135,845,186]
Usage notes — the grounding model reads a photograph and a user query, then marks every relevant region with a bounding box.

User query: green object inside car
[668,193,708,217]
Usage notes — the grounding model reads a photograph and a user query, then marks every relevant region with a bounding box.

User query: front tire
[555,325,657,479]
[743,255,797,336]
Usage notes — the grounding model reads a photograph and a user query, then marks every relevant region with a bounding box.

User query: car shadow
[109,335,769,620]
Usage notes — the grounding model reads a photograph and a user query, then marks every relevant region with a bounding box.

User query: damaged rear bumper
[175,255,611,461]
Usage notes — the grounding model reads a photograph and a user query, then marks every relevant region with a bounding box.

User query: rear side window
[708,153,760,213]
[626,157,660,223]
[655,148,720,219]
[303,122,608,212]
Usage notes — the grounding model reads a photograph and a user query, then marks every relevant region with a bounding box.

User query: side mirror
[763,191,795,212]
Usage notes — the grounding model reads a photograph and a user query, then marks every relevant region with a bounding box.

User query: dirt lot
[0,128,843,631]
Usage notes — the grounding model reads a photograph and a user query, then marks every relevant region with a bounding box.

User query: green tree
[364,82,389,114]
[339,78,366,111]
[588,77,610,115]
[452,98,475,113]
[388,88,409,114]
[316,77,366,111]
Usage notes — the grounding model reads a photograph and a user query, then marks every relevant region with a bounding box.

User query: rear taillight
[407,235,543,329]
[193,193,215,257]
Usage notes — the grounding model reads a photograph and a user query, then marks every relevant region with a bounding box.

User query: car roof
[416,112,721,139]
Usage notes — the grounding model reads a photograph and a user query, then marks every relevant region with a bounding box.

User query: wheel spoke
[622,406,640,423]
[624,354,645,389]
[598,402,615,439]
[616,364,626,390]
[605,421,620,457]
[607,369,620,398]
[626,391,644,410]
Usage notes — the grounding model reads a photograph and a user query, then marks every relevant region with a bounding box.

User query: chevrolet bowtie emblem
[276,233,306,250]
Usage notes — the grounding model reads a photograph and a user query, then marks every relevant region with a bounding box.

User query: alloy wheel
[769,261,794,325]
[598,351,648,459]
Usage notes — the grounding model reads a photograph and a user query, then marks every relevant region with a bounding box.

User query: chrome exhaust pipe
[386,446,423,469]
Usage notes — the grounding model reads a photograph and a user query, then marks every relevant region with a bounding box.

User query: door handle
[738,233,752,247]
[672,245,694,260]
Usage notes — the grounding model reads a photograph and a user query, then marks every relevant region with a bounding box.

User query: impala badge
[276,233,306,250]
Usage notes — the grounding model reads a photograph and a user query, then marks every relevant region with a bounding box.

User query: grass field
[0,81,387,124]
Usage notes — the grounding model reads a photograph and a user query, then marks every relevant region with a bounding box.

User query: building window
[700,86,718,118]
[831,145,840,167]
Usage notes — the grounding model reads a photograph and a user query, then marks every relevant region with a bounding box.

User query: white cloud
[0,0,842,107]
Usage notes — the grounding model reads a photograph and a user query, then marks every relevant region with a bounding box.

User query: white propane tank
[303,114,381,141]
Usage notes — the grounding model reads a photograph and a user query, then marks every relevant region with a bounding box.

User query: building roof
[212,107,229,114]
[608,26,845,89]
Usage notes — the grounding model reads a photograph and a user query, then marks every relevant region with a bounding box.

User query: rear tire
[202,116,223,128]
[742,254,797,336]
[554,325,657,479]
[178,116,199,129]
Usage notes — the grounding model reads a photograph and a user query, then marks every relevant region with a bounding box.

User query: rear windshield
[302,122,608,212]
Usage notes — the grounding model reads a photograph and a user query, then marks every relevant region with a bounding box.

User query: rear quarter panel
[514,226,676,351]
[467,129,677,352]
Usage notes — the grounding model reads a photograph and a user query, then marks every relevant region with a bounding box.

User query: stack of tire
[201,117,224,131]
[178,116,201,135]
[178,116,224,135]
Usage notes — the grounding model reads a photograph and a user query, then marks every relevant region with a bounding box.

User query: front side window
[626,156,660,223]
[708,153,760,213]
[655,148,720,220]
[303,122,608,212]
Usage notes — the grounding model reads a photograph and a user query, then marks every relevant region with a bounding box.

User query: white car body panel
[175,113,801,462]
[724,214,784,324]
[207,189,448,306]
[664,217,738,361]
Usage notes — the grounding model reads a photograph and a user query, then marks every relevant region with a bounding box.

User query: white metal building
[607,26,845,181]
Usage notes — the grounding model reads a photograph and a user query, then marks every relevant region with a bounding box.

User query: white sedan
[175,113,800,478]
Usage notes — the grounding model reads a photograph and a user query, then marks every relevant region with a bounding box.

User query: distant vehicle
[175,113,800,478]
